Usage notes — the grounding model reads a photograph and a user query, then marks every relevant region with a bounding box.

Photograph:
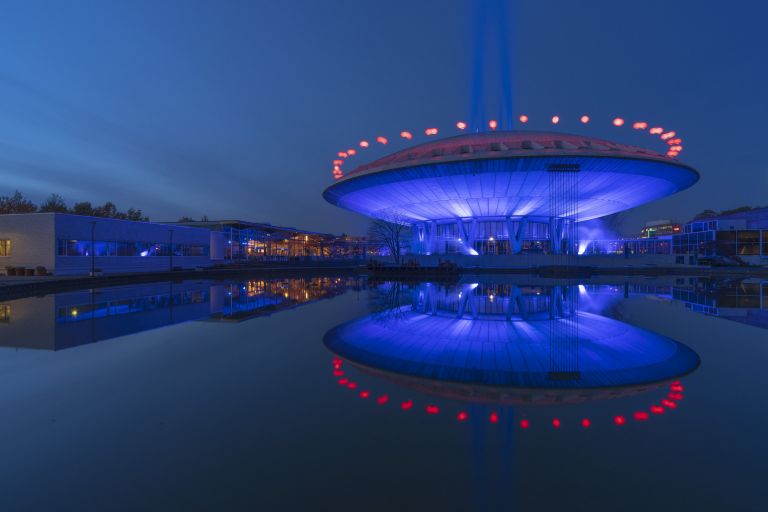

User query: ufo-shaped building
[324,130,699,256]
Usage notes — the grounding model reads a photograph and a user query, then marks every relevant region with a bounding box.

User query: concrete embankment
[1,263,765,301]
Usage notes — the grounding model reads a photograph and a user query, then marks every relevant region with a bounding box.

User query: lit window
[0,239,9,257]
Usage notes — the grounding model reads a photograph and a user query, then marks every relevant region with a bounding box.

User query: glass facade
[672,231,715,256]
[579,239,671,256]
[672,229,767,257]
[206,222,377,261]
[56,240,209,257]
[0,239,9,256]
[431,220,554,255]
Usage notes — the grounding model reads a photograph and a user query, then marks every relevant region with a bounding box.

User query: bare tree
[368,215,411,265]
[39,194,68,213]
[0,190,37,214]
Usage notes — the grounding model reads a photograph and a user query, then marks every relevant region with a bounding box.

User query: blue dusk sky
[0,0,766,234]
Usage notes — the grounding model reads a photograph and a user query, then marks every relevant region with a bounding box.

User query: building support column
[508,217,528,254]
[550,217,564,254]
[457,218,478,255]
[425,221,436,255]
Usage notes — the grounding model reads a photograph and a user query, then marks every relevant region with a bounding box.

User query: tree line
[0,190,149,221]
[693,205,766,220]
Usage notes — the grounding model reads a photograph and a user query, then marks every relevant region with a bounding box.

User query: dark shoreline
[0,263,765,301]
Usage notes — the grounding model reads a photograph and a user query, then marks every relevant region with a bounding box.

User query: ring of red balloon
[331,356,686,429]
[331,115,683,180]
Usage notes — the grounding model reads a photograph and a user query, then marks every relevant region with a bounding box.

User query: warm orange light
[669,145,683,151]
[613,117,625,126]
[347,148,356,156]
[456,121,467,130]
[633,121,648,130]
[580,115,590,124]
[667,151,679,157]
[519,114,529,123]
[660,131,676,140]
[333,165,340,171]
[376,136,388,145]
[551,115,560,124]
[338,151,348,158]
[400,131,413,140]
[359,140,369,148]
[649,127,663,135]
[667,138,682,145]
[332,159,343,165]
[425,127,439,136]
[488,119,498,130]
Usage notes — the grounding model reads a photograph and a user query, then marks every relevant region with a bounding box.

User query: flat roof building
[173,219,380,262]
[0,213,224,276]
[672,207,768,265]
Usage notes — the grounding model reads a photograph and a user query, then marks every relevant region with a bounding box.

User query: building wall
[1,213,224,276]
[0,213,56,272]
[209,231,225,261]
[53,214,218,275]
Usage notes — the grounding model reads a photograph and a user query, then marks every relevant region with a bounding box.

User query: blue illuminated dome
[324,131,698,222]
[324,131,699,255]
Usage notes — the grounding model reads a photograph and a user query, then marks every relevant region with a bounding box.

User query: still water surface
[0,275,765,511]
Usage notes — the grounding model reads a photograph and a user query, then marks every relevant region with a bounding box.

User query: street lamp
[169,229,175,272]
[89,221,96,276]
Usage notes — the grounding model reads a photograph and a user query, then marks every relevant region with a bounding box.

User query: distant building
[0,213,223,275]
[640,219,681,238]
[173,219,380,262]
[672,207,768,264]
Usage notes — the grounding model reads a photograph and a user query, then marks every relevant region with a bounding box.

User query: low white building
[0,213,224,275]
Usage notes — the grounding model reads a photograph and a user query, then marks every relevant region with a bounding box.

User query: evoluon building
[324,130,699,259]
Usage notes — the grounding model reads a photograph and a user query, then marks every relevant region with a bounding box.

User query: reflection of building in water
[326,280,700,400]
[673,278,768,329]
[207,277,358,322]
[0,277,360,350]
[0,282,213,350]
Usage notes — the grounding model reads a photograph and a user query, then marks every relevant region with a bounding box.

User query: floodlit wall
[53,214,219,275]
[0,213,56,272]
